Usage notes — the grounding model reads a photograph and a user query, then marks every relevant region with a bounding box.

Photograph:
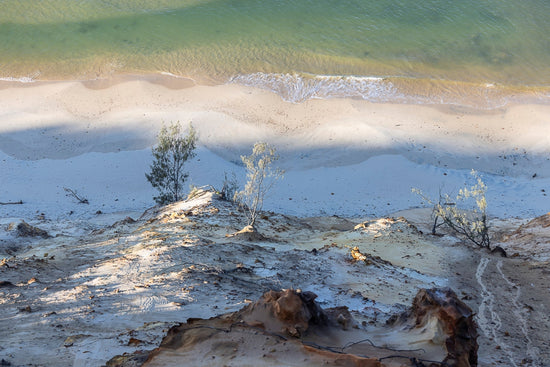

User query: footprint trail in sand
[496,260,541,365]
[476,257,516,366]
[476,257,543,366]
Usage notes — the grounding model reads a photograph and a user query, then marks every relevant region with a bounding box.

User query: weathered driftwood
[0,200,23,205]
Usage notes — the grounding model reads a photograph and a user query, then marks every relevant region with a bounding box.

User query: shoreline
[2,70,550,108]
[1,74,549,220]
[1,73,550,162]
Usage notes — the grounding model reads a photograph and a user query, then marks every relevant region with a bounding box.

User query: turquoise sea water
[1,0,549,106]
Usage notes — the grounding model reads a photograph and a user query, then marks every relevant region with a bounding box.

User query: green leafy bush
[146,122,197,204]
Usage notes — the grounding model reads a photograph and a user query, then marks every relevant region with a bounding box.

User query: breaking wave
[0,76,37,83]
[0,71,40,84]
[230,72,550,109]
[230,73,399,103]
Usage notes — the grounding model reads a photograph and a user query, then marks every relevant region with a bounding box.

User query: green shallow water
[1,0,549,105]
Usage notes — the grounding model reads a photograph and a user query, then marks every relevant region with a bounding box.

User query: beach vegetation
[219,171,239,202]
[235,142,283,227]
[146,122,197,205]
[412,170,490,248]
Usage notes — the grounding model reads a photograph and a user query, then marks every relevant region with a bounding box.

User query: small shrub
[219,172,239,202]
[412,170,490,248]
[146,122,197,205]
[235,142,283,227]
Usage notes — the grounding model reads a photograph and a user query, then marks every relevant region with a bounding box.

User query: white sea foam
[0,71,40,83]
[160,71,190,79]
[229,72,478,106]
[0,76,37,83]
[230,72,550,108]
[230,73,402,103]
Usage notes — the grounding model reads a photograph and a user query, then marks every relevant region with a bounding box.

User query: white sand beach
[1,74,549,220]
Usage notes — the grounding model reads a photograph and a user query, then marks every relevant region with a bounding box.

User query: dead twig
[63,187,89,204]
[0,200,23,205]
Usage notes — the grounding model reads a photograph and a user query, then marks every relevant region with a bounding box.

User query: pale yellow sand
[1,74,549,166]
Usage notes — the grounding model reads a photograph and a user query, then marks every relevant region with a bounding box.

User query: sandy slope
[0,191,548,366]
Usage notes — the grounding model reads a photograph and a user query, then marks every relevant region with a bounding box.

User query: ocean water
[1,0,549,106]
